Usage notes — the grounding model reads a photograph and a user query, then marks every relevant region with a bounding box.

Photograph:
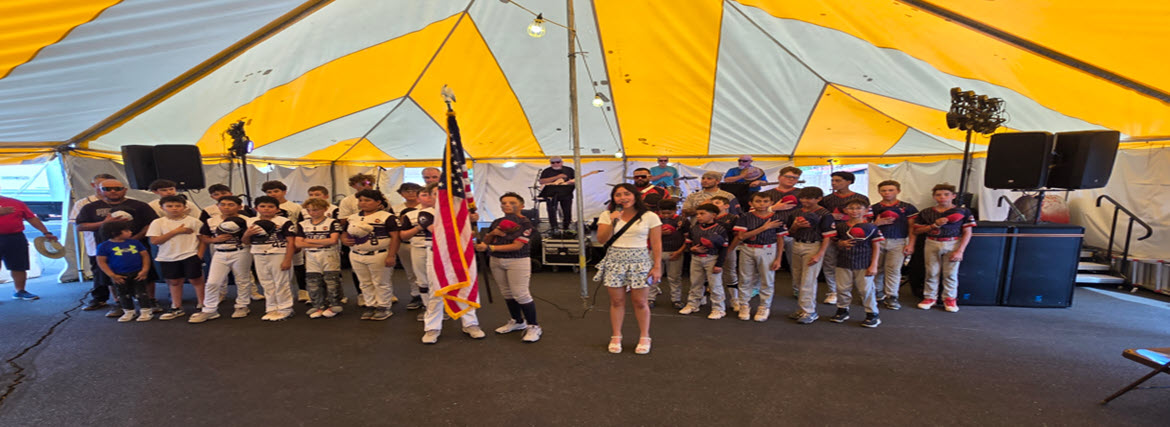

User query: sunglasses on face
[102,187,125,192]
[551,161,562,164]
[738,160,751,163]
[657,159,668,162]
[634,175,649,179]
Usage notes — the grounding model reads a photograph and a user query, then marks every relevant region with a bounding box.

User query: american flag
[431,106,480,319]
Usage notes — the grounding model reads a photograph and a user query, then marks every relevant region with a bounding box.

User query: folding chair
[1101,347,1170,404]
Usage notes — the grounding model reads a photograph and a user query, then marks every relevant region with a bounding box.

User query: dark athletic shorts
[0,233,30,271]
[159,255,203,280]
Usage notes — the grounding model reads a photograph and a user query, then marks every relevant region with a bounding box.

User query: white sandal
[635,337,652,355]
[608,336,622,354]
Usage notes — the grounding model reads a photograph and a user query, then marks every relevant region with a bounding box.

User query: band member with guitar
[538,157,576,231]
[723,155,769,194]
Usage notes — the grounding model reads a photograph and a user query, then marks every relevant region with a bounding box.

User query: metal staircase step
[1077,262,1110,271]
[1076,273,1125,285]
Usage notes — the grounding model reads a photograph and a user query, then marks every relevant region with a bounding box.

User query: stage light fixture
[528,14,546,38]
[614,151,623,158]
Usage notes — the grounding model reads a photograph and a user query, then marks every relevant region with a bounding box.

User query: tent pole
[567,0,589,306]
[958,129,973,207]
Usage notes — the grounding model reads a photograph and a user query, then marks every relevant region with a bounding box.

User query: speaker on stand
[119,145,206,190]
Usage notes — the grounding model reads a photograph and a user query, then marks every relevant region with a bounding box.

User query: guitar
[541,169,603,188]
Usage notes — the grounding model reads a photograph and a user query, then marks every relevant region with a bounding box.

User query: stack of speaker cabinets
[907,221,1083,308]
[121,145,206,190]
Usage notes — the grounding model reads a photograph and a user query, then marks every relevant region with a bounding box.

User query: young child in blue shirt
[97,221,154,322]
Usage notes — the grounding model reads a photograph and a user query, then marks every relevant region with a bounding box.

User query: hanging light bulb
[527,14,546,38]
[592,92,609,108]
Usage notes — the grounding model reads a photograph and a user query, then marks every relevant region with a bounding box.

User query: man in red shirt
[0,192,57,300]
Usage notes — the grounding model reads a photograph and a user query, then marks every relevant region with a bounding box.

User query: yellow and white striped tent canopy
[1,0,1168,166]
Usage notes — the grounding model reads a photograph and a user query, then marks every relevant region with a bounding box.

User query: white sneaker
[462,325,486,339]
[421,330,440,344]
[753,308,770,322]
[187,311,220,323]
[391,295,399,303]
[521,325,543,343]
[117,310,137,323]
[136,309,154,322]
[232,307,250,318]
[320,308,338,318]
[297,289,309,302]
[678,305,700,315]
[341,296,349,305]
[823,293,838,305]
[707,310,726,320]
[307,308,323,319]
[251,291,265,300]
[495,319,528,334]
[738,305,751,320]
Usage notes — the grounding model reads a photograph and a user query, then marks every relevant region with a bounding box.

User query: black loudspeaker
[984,131,1054,189]
[120,145,205,190]
[121,145,157,190]
[153,145,205,190]
[1001,223,1082,308]
[1047,130,1120,189]
[956,222,1012,305]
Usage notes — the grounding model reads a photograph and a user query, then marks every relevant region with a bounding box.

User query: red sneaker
[917,298,936,310]
[943,298,959,312]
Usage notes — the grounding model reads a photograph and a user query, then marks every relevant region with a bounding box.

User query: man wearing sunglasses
[648,158,678,188]
[723,155,769,193]
[537,157,576,231]
[76,179,158,314]
[631,168,667,207]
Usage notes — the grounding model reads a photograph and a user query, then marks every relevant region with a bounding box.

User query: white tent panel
[469,0,620,157]
[735,4,1107,137]
[91,0,466,151]
[707,6,825,156]
[364,99,451,159]
[883,128,964,156]
[1,0,304,143]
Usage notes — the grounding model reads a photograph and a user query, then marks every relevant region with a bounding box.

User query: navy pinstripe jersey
[487,214,535,259]
[819,191,871,218]
[714,212,738,234]
[870,201,919,239]
[786,207,837,242]
[733,211,790,245]
[833,222,885,270]
[761,187,800,203]
[685,221,729,268]
[657,213,689,252]
[915,206,976,238]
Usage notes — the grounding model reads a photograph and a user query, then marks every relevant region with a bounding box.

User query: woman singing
[595,183,662,354]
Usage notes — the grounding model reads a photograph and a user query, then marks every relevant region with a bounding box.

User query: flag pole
[567,0,590,306]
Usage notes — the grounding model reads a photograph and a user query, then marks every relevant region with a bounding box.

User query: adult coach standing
[75,179,158,313]
[1,190,58,300]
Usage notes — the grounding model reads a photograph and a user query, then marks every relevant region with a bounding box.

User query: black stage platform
[1,269,1168,425]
